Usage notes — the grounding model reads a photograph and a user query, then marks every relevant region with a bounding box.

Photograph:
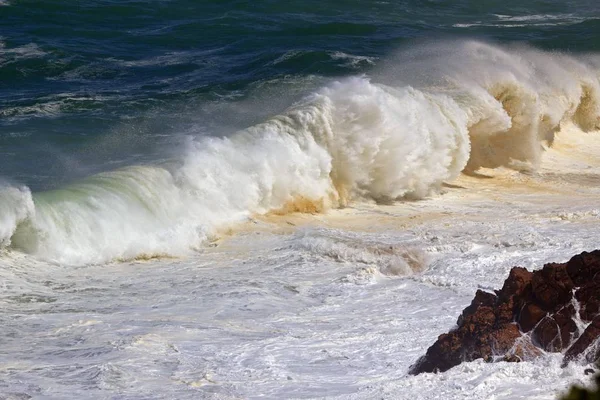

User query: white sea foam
[2,178,599,399]
[4,77,470,264]
[1,93,600,398]
[0,183,34,247]
[293,228,428,278]
[1,40,600,265]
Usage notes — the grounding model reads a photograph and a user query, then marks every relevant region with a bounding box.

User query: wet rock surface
[410,250,600,374]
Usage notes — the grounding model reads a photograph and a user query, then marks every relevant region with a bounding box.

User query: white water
[1,41,600,398]
[2,41,600,266]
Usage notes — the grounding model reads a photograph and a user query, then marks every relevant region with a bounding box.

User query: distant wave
[330,51,377,68]
[0,42,46,61]
[269,49,377,69]
[493,14,581,22]
[1,40,599,265]
[453,14,597,28]
[0,94,114,120]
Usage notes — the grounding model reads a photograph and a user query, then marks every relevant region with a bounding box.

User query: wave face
[2,41,600,265]
[0,183,34,247]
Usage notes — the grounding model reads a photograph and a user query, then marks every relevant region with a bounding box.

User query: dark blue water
[1,0,599,189]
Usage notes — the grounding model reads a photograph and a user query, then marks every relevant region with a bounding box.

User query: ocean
[1,0,600,398]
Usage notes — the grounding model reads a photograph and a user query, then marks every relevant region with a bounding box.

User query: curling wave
[1,40,599,265]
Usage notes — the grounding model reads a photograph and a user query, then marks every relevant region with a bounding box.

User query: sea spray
[1,41,599,265]
[4,79,471,264]
[0,183,34,247]
[379,41,600,171]
[314,78,470,202]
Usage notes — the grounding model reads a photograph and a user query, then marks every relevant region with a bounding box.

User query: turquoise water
[1,0,599,189]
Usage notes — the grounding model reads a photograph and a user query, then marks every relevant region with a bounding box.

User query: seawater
[1,1,600,398]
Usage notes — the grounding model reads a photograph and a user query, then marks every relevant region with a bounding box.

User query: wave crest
[0,184,34,247]
[2,40,599,265]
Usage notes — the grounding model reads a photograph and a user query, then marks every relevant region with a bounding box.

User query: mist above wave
[1,40,599,265]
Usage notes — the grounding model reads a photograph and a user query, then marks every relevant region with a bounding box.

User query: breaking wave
[1,40,599,265]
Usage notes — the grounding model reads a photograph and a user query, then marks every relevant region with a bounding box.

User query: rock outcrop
[410,250,600,375]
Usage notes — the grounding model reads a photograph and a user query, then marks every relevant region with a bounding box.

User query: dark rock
[497,267,532,301]
[518,303,546,332]
[564,316,600,366]
[532,305,577,352]
[575,281,600,322]
[566,250,600,286]
[532,316,560,350]
[530,263,573,310]
[410,250,600,375]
